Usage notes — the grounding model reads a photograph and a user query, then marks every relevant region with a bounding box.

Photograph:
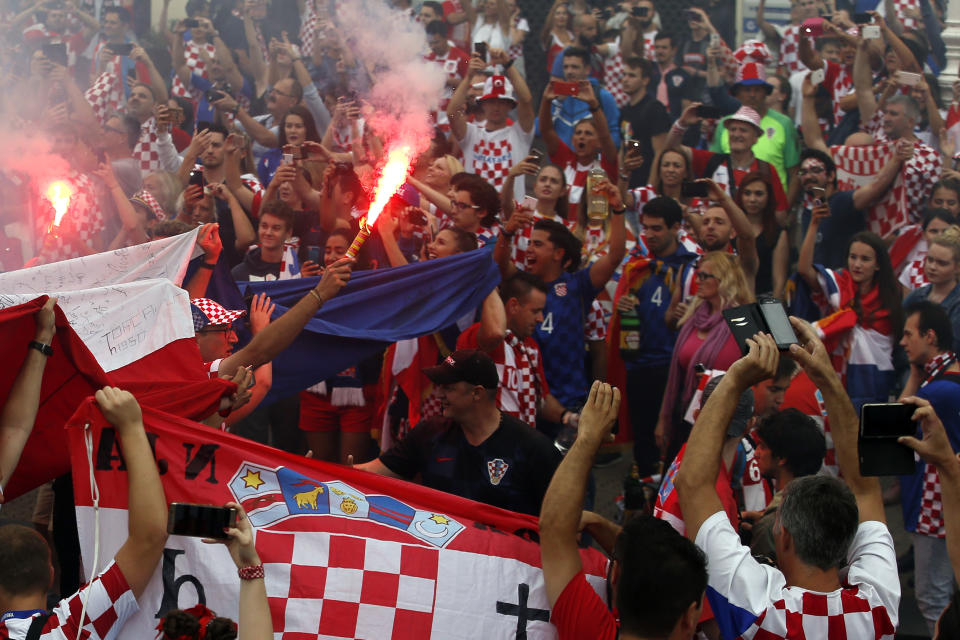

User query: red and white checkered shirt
[460,121,534,202]
[0,561,137,640]
[171,39,216,102]
[602,39,628,107]
[778,25,812,75]
[891,0,921,30]
[458,324,548,427]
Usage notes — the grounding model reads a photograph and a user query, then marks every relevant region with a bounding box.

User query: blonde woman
[654,252,754,458]
[540,0,575,71]
[904,226,960,344]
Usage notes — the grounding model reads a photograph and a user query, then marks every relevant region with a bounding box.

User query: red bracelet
[238,564,264,580]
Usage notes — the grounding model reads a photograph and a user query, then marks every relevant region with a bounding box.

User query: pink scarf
[661,302,733,431]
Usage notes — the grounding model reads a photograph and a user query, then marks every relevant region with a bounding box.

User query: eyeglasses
[797,166,826,176]
[695,271,717,282]
[450,201,480,211]
[200,326,235,335]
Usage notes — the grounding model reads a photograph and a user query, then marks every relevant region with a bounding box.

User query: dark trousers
[626,364,670,475]
[230,395,304,454]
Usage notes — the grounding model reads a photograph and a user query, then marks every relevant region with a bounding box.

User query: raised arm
[665,102,699,154]
[492,48,534,132]
[475,289,507,352]
[853,36,879,125]
[756,0,783,43]
[210,183,256,251]
[131,45,169,104]
[676,334,780,540]
[218,258,353,376]
[540,381,620,605]
[184,224,222,300]
[0,298,56,497]
[587,178,627,290]
[447,54,486,141]
[788,317,885,522]
[800,73,830,154]
[538,84,562,156]
[900,397,960,581]
[797,205,826,290]
[100,387,168,598]
[702,178,758,286]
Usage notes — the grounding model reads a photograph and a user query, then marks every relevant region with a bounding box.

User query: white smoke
[334,0,447,158]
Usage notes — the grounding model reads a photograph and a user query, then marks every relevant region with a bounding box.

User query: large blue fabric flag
[200,248,499,404]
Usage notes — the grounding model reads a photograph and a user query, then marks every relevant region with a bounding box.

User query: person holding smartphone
[897,301,960,633]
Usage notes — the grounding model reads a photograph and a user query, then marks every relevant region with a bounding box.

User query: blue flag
[205,248,499,404]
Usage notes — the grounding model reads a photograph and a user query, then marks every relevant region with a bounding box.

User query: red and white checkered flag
[171,40,216,101]
[84,70,124,125]
[299,0,319,60]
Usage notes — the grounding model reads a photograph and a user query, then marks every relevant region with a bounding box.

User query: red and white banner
[830,142,907,239]
[0,229,200,371]
[68,402,609,639]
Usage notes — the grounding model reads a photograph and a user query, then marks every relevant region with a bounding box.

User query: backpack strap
[25,613,52,640]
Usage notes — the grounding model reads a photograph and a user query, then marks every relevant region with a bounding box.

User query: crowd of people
[2,0,960,637]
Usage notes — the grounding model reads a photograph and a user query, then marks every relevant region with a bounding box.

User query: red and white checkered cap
[479,75,517,104]
[190,297,245,332]
[130,189,167,221]
[734,39,772,64]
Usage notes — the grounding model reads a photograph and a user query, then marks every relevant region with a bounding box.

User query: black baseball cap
[423,349,499,390]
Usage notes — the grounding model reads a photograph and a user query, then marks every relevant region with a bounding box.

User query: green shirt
[710,108,800,191]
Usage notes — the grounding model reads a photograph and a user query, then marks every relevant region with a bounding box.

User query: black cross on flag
[496,582,551,639]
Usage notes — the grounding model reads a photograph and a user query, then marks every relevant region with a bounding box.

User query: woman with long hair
[904,226,960,343]
[799,216,903,410]
[501,163,575,269]
[257,105,321,187]
[541,0,574,71]
[654,251,754,459]
[735,171,789,297]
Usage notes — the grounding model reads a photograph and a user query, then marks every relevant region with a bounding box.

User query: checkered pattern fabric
[130,188,167,221]
[916,463,946,538]
[190,297,246,331]
[133,117,161,174]
[603,40,628,107]
[35,171,103,263]
[864,111,943,225]
[501,330,543,427]
[893,0,921,30]
[825,61,854,125]
[258,531,438,639]
[507,212,576,269]
[777,25,811,75]
[734,39,772,64]
[0,561,137,640]
[420,387,445,422]
[507,16,529,61]
[831,141,905,238]
[642,30,658,61]
[470,137,514,192]
[585,299,607,341]
[426,47,470,131]
[171,40,216,101]
[900,259,928,290]
[299,0,319,60]
[740,587,896,639]
[84,69,124,125]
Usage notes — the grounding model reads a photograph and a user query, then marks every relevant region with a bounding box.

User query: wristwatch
[29,340,53,356]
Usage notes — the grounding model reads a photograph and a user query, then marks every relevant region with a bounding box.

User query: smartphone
[42,43,68,67]
[195,120,213,134]
[552,80,580,97]
[95,147,107,165]
[695,104,722,119]
[685,9,702,21]
[107,43,134,56]
[809,67,825,86]
[897,71,922,86]
[189,168,205,190]
[852,12,872,24]
[723,305,766,355]
[626,139,642,154]
[283,144,304,160]
[183,17,200,28]
[521,195,538,211]
[758,299,799,350]
[473,41,487,61]
[861,25,881,39]
[709,33,720,48]
[206,89,225,103]
[810,186,826,207]
[167,503,237,539]
[859,403,918,476]
[681,181,709,199]
[632,5,648,17]
[802,17,824,37]
[528,148,544,166]
[306,245,321,264]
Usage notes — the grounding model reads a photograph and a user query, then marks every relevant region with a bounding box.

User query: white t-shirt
[459,121,534,202]
[695,511,899,639]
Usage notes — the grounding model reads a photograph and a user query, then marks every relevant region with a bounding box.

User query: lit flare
[366,144,413,227]
[45,180,74,228]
